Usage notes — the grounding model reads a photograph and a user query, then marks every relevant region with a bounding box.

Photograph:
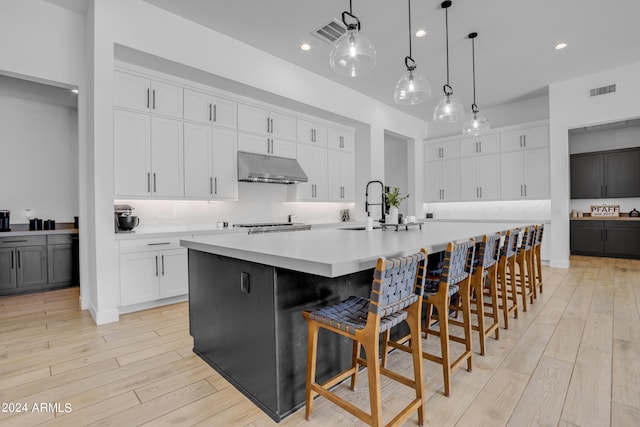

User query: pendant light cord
[472,35,477,110]
[408,0,412,59]
[442,2,453,96]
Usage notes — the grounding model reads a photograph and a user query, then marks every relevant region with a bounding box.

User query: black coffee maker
[0,210,10,232]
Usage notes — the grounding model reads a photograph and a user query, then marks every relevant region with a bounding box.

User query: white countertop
[181,221,537,278]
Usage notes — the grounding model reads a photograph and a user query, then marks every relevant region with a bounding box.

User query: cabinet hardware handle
[210,177,213,194]
[147,173,151,192]
[152,89,156,109]
[523,135,526,148]
[271,119,274,134]
[147,242,171,246]
[267,117,270,133]
[17,251,21,269]
[213,104,217,122]
[340,136,344,148]
[146,88,150,109]
[153,173,157,193]
[209,104,212,121]
[3,240,28,243]
[479,141,482,152]
[155,255,158,276]
[11,251,14,269]
[524,184,527,197]
[310,129,314,142]
[161,255,165,276]
[214,177,218,195]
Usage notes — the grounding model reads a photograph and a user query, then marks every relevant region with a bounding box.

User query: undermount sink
[340,226,382,230]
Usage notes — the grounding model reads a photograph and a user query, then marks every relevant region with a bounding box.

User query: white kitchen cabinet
[297,119,327,146]
[150,117,184,197]
[296,144,328,201]
[500,125,549,152]
[183,88,236,129]
[459,155,500,200]
[114,110,151,197]
[327,128,354,152]
[327,150,354,201]
[114,71,182,119]
[500,148,549,199]
[114,110,183,198]
[184,123,238,199]
[238,103,296,141]
[237,132,296,159]
[459,134,499,157]
[424,159,459,202]
[426,140,459,162]
[120,238,188,306]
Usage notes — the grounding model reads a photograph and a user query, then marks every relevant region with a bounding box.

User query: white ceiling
[56,0,640,121]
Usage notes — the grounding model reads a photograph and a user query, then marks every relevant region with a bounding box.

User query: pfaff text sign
[590,205,620,217]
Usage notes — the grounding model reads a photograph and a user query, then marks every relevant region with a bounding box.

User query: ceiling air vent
[589,84,616,97]
[312,19,346,44]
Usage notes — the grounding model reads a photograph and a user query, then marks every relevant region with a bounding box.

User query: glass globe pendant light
[433,0,465,122]
[329,0,376,77]
[462,32,490,135]
[394,0,431,105]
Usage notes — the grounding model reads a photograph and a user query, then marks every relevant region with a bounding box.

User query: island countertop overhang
[180,222,533,278]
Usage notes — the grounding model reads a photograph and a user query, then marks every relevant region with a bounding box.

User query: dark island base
[188,249,409,422]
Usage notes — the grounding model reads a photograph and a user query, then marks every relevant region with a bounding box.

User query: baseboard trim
[550,259,570,269]
[87,299,120,325]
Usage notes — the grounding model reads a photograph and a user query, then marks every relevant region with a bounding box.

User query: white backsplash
[423,200,551,221]
[570,198,640,214]
[117,182,356,232]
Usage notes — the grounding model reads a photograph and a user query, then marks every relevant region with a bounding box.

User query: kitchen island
[180,222,532,421]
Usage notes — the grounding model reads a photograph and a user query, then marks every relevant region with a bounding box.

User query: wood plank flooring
[0,255,639,426]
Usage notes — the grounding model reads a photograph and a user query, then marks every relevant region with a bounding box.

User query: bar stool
[471,233,502,356]
[532,224,544,296]
[514,226,535,311]
[496,229,520,329]
[385,239,475,397]
[303,250,427,427]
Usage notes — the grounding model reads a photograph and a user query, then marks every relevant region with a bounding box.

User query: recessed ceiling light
[415,29,427,38]
[554,42,568,50]
[71,89,79,94]
[300,43,311,51]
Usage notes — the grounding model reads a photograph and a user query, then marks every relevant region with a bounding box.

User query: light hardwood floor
[1,256,639,426]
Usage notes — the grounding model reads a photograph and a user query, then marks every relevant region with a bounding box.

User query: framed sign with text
[590,205,620,217]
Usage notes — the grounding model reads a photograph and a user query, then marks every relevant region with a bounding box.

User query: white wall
[86,0,427,323]
[569,122,640,154]
[0,94,78,223]
[549,60,640,268]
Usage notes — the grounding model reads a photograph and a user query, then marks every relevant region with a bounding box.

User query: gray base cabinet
[571,220,640,259]
[0,233,76,296]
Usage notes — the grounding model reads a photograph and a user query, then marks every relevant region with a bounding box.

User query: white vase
[388,206,399,224]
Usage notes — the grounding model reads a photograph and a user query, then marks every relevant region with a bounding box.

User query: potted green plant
[385,188,409,224]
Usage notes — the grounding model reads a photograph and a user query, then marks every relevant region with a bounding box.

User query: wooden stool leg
[498,262,510,329]
[489,272,500,340]
[381,330,390,368]
[536,247,543,294]
[508,257,519,318]
[438,299,452,397]
[527,253,536,302]
[363,336,383,427]
[305,321,319,421]
[474,278,487,356]
[461,287,473,371]
[407,306,425,426]
[350,340,361,390]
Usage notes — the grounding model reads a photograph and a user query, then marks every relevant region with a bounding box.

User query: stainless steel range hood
[237,151,308,184]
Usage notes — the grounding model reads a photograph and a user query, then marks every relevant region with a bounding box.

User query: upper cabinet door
[425,140,459,161]
[183,89,212,124]
[459,134,499,156]
[238,103,270,136]
[570,153,603,199]
[114,71,150,112]
[211,96,237,129]
[327,128,354,152]
[604,149,640,198]
[114,110,151,197]
[150,117,184,197]
[297,119,327,146]
[523,149,549,199]
[183,122,213,198]
[211,128,238,199]
[270,111,296,141]
[149,81,183,119]
[184,89,237,129]
[501,125,549,152]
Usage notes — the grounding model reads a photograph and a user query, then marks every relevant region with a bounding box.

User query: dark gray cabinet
[0,233,76,296]
[0,236,47,292]
[571,220,640,259]
[47,234,74,284]
[571,148,640,199]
